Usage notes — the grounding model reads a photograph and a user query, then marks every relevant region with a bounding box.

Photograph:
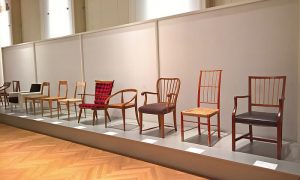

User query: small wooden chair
[57,81,86,120]
[139,78,181,138]
[25,82,50,115]
[41,81,68,118]
[232,76,286,159]
[105,89,139,130]
[0,82,11,108]
[181,70,222,147]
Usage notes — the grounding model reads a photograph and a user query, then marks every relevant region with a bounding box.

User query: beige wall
[0,48,3,84]
[20,0,41,42]
[10,0,22,44]
[73,0,86,33]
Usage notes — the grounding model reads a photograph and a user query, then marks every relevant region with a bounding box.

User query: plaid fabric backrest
[94,81,114,104]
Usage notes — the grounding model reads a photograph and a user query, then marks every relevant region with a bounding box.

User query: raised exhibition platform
[0,107,299,180]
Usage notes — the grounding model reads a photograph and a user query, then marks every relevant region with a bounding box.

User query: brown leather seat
[139,103,175,114]
[235,111,278,127]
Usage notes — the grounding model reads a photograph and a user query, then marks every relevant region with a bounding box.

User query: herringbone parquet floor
[0,123,207,180]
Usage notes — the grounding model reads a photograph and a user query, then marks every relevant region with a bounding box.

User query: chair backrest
[41,82,50,96]
[74,81,86,98]
[94,80,114,105]
[29,84,41,92]
[58,80,68,98]
[12,81,20,92]
[197,70,222,109]
[249,76,286,110]
[156,78,181,104]
[0,82,11,91]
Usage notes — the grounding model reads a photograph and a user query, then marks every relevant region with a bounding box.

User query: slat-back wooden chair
[181,70,222,147]
[41,81,68,118]
[139,78,181,138]
[232,76,286,159]
[25,82,50,115]
[57,81,86,120]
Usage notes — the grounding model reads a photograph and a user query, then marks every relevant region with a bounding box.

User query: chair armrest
[141,91,158,105]
[233,95,250,116]
[105,89,137,105]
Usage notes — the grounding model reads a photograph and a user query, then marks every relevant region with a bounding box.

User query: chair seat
[79,103,105,109]
[138,103,175,114]
[42,96,65,101]
[26,95,48,100]
[182,107,219,117]
[108,103,135,108]
[235,111,278,126]
[59,98,82,103]
[9,97,18,103]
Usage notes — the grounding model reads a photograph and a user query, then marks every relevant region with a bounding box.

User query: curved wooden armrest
[233,95,250,116]
[105,89,137,105]
[141,91,158,105]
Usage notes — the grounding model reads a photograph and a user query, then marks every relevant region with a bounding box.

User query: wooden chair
[12,81,21,92]
[57,81,86,120]
[41,81,68,118]
[232,76,286,160]
[181,70,222,147]
[139,78,181,138]
[25,82,50,115]
[105,89,139,130]
[78,80,114,126]
[0,82,11,108]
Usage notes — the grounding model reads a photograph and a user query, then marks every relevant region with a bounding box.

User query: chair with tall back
[105,89,139,130]
[57,81,86,120]
[139,78,181,138]
[25,82,50,115]
[232,76,286,159]
[181,70,222,147]
[78,80,114,126]
[41,81,68,118]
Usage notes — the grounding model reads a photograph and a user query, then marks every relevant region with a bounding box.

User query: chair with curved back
[78,80,114,125]
[0,82,12,108]
[105,89,139,130]
[25,82,50,115]
[232,76,286,159]
[181,70,222,147]
[139,78,181,138]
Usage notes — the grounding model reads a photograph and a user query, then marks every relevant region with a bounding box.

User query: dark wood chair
[0,82,11,108]
[232,76,286,160]
[41,81,68,118]
[78,80,114,126]
[25,82,50,115]
[105,89,139,130]
[181,70,222,147]
[139,78,181,138]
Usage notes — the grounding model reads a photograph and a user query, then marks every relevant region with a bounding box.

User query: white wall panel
[82,22,158,118]
[159,0,298,141]
[2,43,36,91]
[35,36,82,98]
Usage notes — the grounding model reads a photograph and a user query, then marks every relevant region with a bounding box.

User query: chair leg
[249,125,253,143]
[25,99,28,114]
[139,112,143,134]
[122,108,126,131]
[41,100,44,117]
[198,117,201,135]
[277,124,282,160]
[57,102,60,119]
[208,117,211,147]
[217,112,221,138]
[84,109,86,118]
[181,112,184,141]
[49,100,52,118]
[173,110,177,131]
[78,108,82,123]
[92,110,96,126]
[134,104,140,126]
[159,115,165,138]
[232,117,236,151]
[104,109,108,128]
[74,103,78,117]
[107,111,111,122]
[33,100,36,115]
[67,101,70,120]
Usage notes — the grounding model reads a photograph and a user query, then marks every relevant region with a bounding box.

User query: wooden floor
[0,124,207,180]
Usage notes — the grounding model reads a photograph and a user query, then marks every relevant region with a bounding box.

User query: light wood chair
[232,76,286,159]
[181,70,222,147]
[105,89,139,130]
[139,78,181,138]
[57,81,86,120]
[25,82,50,115]
[41,81,68,118]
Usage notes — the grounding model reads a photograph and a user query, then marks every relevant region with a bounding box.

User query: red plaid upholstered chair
[78,80,114,126]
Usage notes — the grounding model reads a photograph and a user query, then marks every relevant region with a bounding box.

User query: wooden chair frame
[105,89,139,130]
[0,82,11,108]
[232,76,286,159]
[41,81,68,118]
[181,70,222,147]
[57,81,86,120]
[139,78,181,138]
[25,82,50,115]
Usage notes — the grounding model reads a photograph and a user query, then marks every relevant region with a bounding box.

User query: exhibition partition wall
[1,0,299,141]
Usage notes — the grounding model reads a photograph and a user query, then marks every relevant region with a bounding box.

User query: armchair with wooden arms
[138,78,181,138]
[105,89,139,130]
[0,82,11,108]
[232,76,286,159]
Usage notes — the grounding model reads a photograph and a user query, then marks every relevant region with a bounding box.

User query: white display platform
[0,106,299,180]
